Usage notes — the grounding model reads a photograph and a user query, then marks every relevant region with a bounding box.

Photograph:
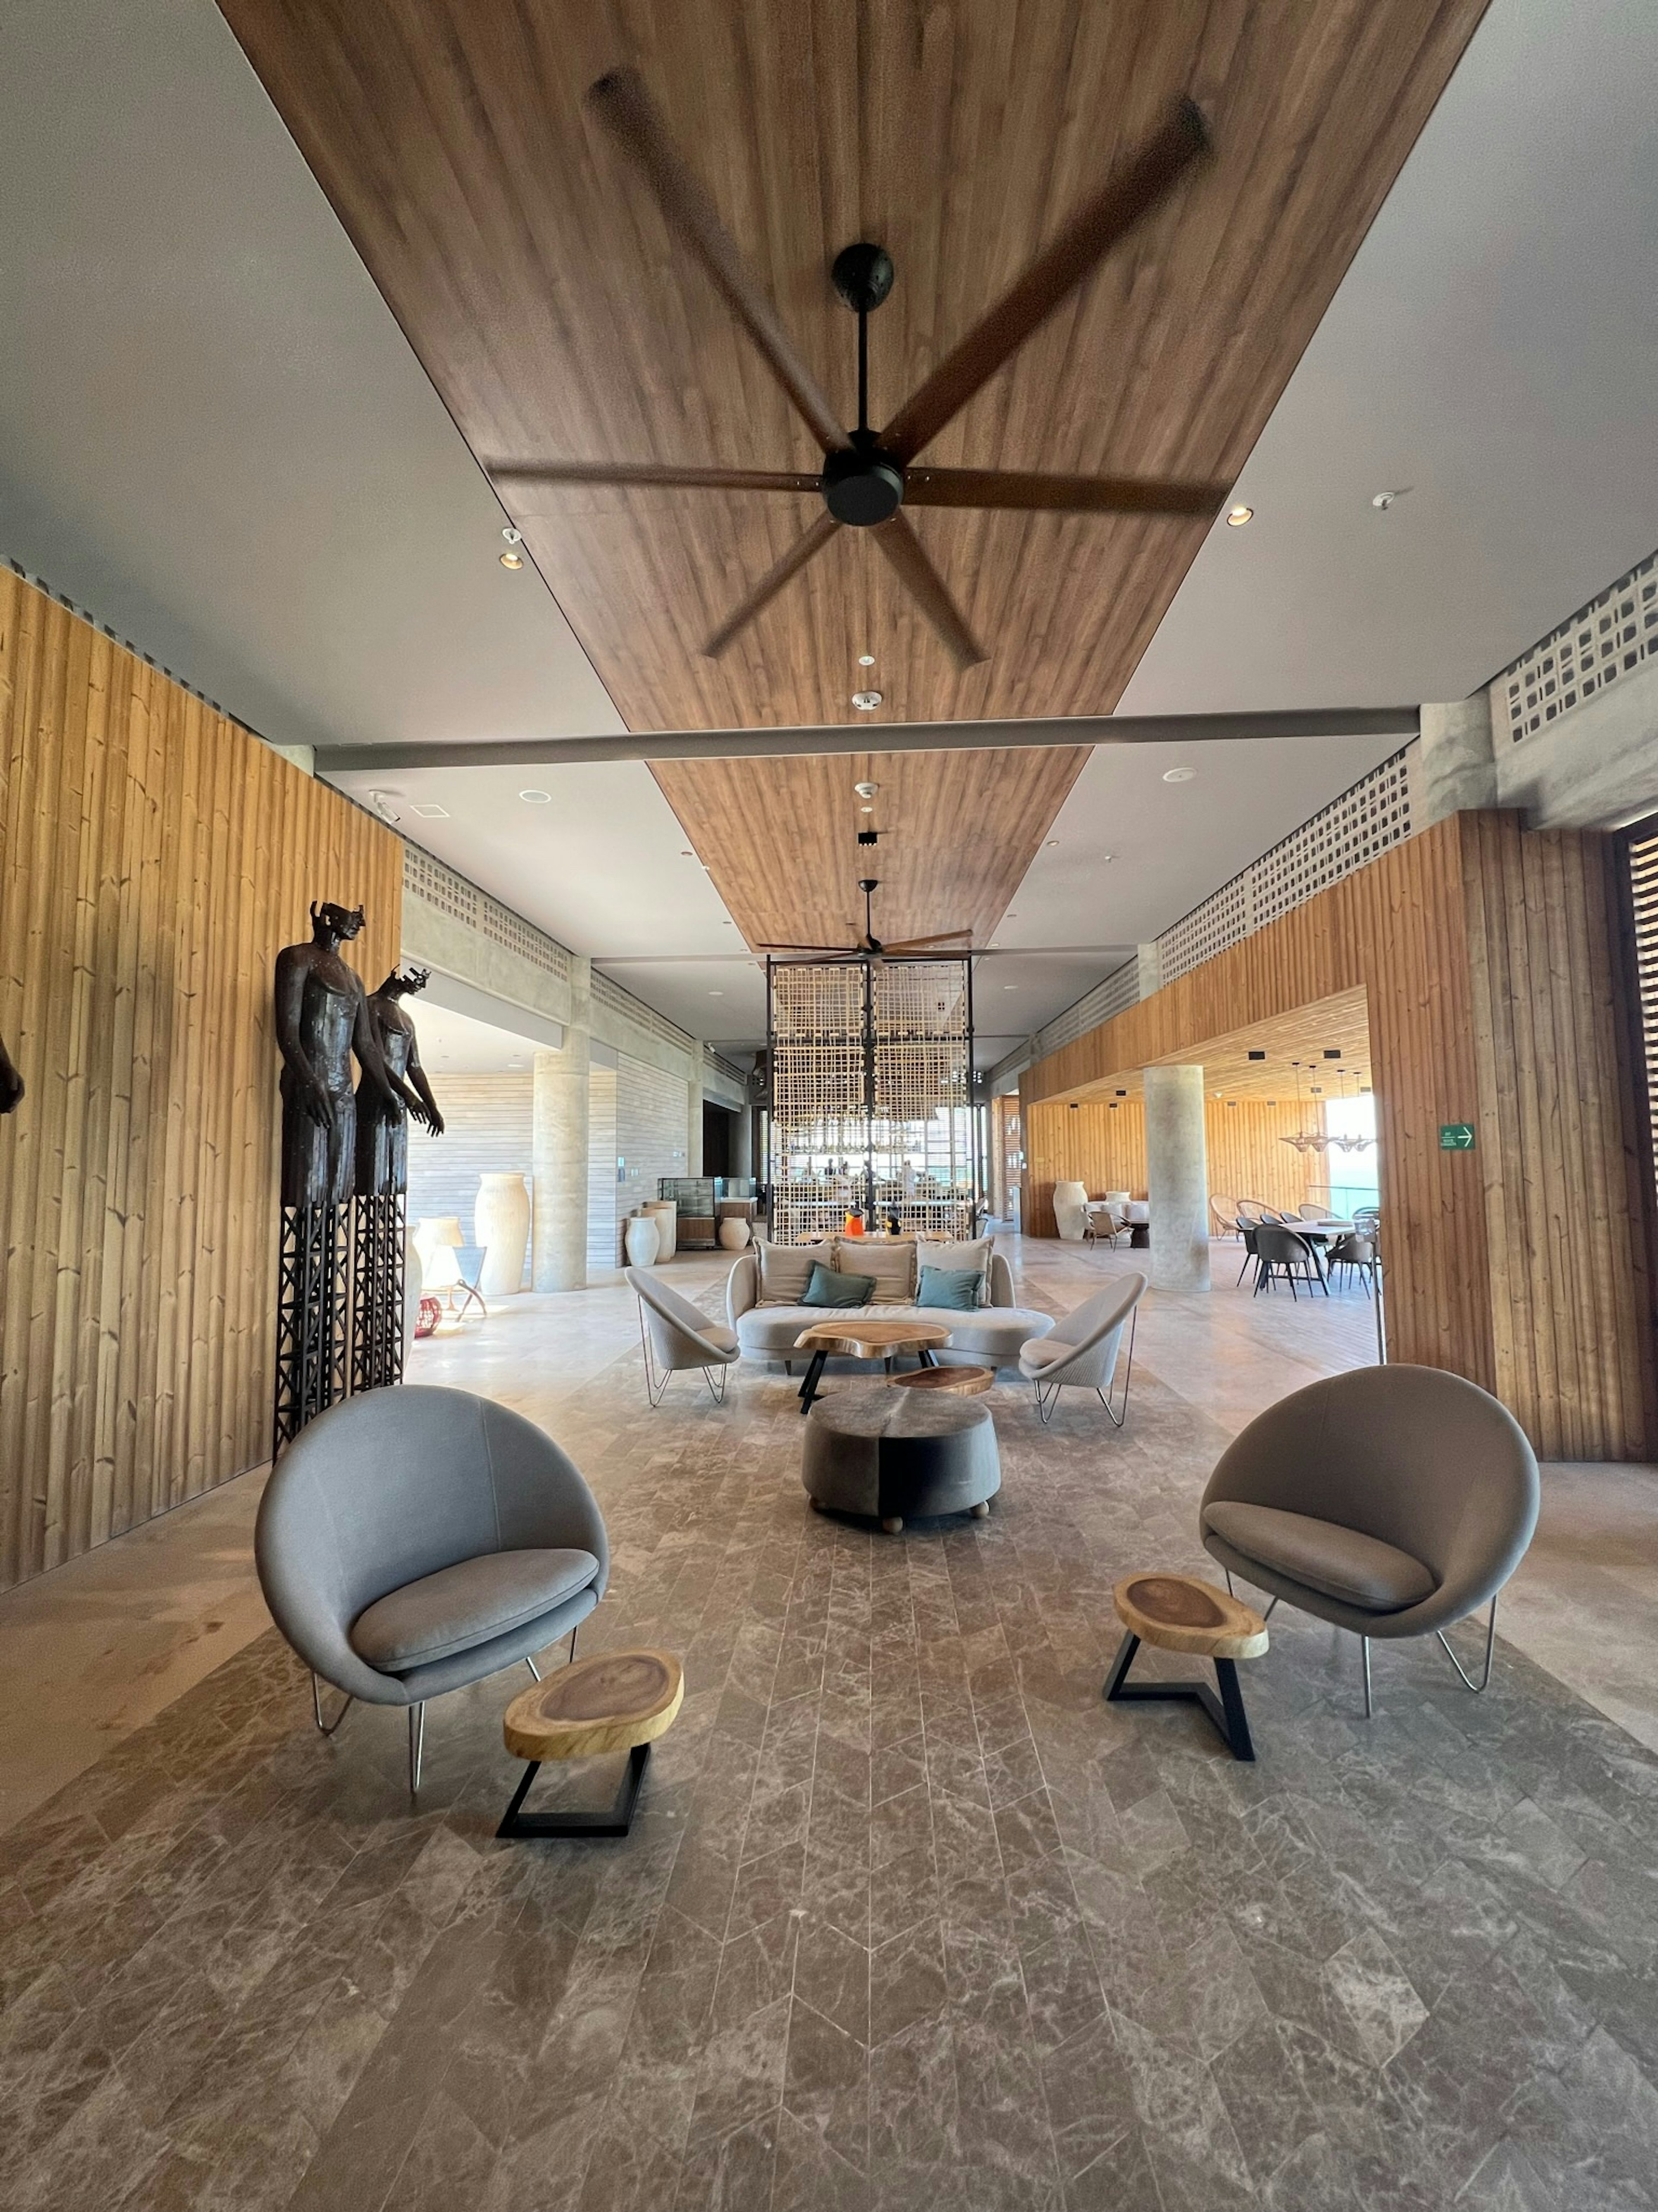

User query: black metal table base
[798,1344,937,1414]
[1103,1631,1256,1761]
[497,1741,651,1838]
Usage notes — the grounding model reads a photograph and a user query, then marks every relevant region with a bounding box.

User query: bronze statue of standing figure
[273,901,415,1206]
[357,966,444,1196]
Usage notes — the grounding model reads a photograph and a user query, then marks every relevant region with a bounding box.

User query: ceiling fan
[489,69,1228,673]
[761,879,973,965]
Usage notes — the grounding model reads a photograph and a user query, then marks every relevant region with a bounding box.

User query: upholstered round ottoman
[802,1384,1000,1533]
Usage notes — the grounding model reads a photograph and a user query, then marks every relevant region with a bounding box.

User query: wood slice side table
[792,1317,952,1414]
[888,1363,994,1398]
[498,1649,683,1838]
[1103,1573,1269,1761]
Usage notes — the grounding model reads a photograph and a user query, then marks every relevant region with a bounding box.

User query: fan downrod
[824,244,904,526]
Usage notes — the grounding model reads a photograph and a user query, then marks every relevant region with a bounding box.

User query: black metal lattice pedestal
[351,1193,406,1396]
[273,1203,350,1456]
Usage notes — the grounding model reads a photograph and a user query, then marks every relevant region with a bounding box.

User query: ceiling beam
[317,705,1418,775]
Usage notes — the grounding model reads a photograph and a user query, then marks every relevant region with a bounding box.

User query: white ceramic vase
[625,1213,661,1266]
[1053,1180,1089,1241]
[718,1217,750,1252]
[475,1172,531,1296]
[642,1199,677,1259]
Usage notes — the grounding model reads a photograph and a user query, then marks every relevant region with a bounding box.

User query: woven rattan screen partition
[767,959,978,1243]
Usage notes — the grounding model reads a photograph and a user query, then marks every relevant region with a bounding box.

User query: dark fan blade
[880,99,1211,464]
[870,513,986,672]
[880,930,975,953]
[905,466,1228,517]
[757,943,859,954]
[588,70,849,455]
[702,512,842,658]
[487,459,823,495]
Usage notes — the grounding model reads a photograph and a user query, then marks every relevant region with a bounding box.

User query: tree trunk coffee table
[888,1363,994,1397]
[498,1648,683,1838]
[792,1317,952,1413]
[1103,1573,1269,1761]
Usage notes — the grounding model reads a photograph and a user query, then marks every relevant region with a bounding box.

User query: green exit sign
[1440,1123,1476,1151]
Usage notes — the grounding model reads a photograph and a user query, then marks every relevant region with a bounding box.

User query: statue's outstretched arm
[402,1030,445,1136]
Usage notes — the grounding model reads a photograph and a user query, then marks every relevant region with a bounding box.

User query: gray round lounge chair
[256,1385,608,1790]
[626,1267,741,1405]
[1199,1364,1538,1714]
[1017,1273,1147,1427]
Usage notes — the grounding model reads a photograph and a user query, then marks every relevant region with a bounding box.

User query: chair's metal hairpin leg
[408,1701,426,1794]
[568,1621,580,1665]
[1097,1310,1136,1430]
[312,1674,353,1736]
[1436,1596,1498,1692]
[1033,1377,1059,1426]
[704,1362,730,1405]
[525,1654,541,1681]
[638,1305,673,1407]
[1361,1635,1373,1718]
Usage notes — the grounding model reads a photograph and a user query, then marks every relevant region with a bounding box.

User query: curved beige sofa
[728,1239,1054,1371]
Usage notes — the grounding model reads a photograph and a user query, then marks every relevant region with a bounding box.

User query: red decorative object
[414,1295,442,1339]
[842,1213,865,1237]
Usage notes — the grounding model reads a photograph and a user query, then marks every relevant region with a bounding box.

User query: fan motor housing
[822,446,904,526]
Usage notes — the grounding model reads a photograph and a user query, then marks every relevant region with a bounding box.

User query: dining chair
[1326,1231,1376,1295]
[1209,1195,1243,1239]
[1252,1225,1328,1298]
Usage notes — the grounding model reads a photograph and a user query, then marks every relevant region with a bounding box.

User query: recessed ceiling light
[709,989,725,996]
[851,691,882,712]
[861,805,874,814]
[988,941,1000,948]
[1162,767,1196,784]
[519,788,551,803]
[410,802,449,820]
[1003,984,1017,991]
[857,654,876,668]
[1372,487,1411,510]
[681,849,695,858]
[499,551,524,570]
[1045,839,1059,849]
[1226,505,1253,526]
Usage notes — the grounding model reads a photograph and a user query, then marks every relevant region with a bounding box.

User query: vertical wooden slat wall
[1022,1100,1329,1238]
[1020,811,1654,1458]
[0,571,402,1590]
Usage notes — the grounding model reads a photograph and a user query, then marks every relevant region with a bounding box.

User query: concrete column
[732,1100,754,1179]
[687,1048,704,1177]
[532,955,591,1291]
[1144,1065,1210,1292]
[1136,943,1161,1001]
[1418,695,1497,825]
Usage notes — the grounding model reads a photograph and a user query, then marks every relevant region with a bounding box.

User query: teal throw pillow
[801,1263,875,1309]
[916,1265,982,1311]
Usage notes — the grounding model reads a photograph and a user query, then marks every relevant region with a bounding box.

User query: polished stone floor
[3,1240,1658,2209]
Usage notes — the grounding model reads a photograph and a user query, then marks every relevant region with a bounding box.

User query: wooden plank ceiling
[218,0,1486,946]
[1065,985,1375,1103]
[653,742,1089,951]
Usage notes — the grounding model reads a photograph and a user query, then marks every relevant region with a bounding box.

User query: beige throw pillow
[926,1237,993,1297]
[754,1240,818,1305]
[838,1239,917,1305]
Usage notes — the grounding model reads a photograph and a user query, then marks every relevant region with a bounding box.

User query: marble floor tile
[2,1236,1658,2206]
